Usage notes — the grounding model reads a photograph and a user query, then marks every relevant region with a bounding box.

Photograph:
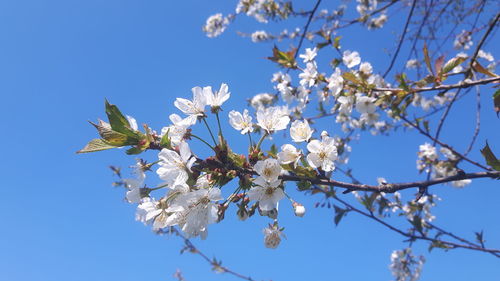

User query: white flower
[337,95,354,115]
[248,177,284,211]
[478,50,494,62]
[290,120,313,143]
[263,224,285,249]
[156,142,196,190]
[228,109,254,134]
[206,83,230,109]
[406,59,419,69]
[355,96,376,114]
[250,93,276,109]
[254,158,282,182]
[452,179,471,188]
[440,147,458,161]
[342,50,361,68]
[419,143,438,161]
[166,188,223,239]
[277,144,301,167]
[202,13,229,38]
[306,136,338,172]
[292,202,306,217]
[251,30,269,42]
[174,86,209,118]
[299,62,318,88]
[160,114,196,146]
[359,62,373,75]
[299,47,317,63]
[256,106,290,133]
[327,68,344,97]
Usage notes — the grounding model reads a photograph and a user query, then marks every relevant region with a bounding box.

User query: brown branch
[293,0,322,60]
[281,170,499,193]
[371,76,500,94]
[327,192,500,257]
[382,0,417,78]
[167,227,258,281]
[399,115,492,171]
[467,11,500,77]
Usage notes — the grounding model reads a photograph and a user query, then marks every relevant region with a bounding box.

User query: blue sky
[1,1,499,280]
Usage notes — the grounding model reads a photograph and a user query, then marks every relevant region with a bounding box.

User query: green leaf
[126,146,144,155]
[105,100,143,139]
[480,142,500,171]
[442,56,466,74]
[89,120,136,146]
[266,45,297,68]
[493,89,500,117]
[77,138,118,153]
[342,72,361,85]
[423,43,434,76]
[160,128,172,149]
[333,205,348,226]
[333,36,341,49]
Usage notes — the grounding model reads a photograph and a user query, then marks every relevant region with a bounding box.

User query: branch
[327,191,500,257]
[293,0,322,60]
[399,115,492,171]
[371,76,500,94]
[166,227,258,281]
[382,0,417,78]
[467,11,500,76]
[281,170,499,193]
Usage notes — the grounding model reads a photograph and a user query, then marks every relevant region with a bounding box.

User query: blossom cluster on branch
[80,0,500,280]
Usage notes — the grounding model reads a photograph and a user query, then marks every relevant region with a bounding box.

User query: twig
[382,0,417,78]
[293,0,322,60]
[400,115,491,171]
[328,192,500,257]
[371,76,500,94]
[467,11,500,76]
[169,227,257,281]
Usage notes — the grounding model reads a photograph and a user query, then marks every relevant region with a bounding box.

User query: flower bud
[293,202,306,217]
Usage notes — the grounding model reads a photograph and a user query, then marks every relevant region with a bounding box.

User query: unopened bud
[293,202,306,217]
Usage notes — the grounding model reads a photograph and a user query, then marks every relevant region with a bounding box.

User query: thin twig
[294,0,322,60]
[383,0,417,78]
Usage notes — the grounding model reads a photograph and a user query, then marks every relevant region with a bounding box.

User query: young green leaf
[480,142,500,171]
[77,138,118,153]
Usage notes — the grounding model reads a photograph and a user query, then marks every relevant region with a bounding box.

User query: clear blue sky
[1,1,499,280]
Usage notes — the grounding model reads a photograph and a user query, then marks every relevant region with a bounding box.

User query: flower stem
[215,112,224,140]
[256,131,268,150]
[247,132,254,148]
[202,117,217,145]
[191,134,216,152]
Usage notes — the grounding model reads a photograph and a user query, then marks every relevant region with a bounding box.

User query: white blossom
[251,30,269,42]
[299,47,317,63]
[299,62,318,88]
[156,142,196,190]
[290,120,313,143]
[203,13,229,38]
[277,144,301,167]
[256,106,290,133]
[174,86,209,118]
[229,109,254,134]
[248,177,284,211]
[355,96,376,114]
[306,135,338,172]
[342,50,361,68]
[250,93,276,109]
[254,158,282,182]
[292,202,306,217]
[166,188,222,239]
[263,224,285,249]
[327,68,344,97]
[206,83,230,109]
[478,50,494,62]
[406,59,419,69]
[359,62,373,75]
